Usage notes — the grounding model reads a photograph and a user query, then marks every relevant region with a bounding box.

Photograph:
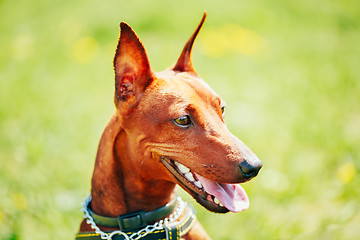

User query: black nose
[239,160,262,179]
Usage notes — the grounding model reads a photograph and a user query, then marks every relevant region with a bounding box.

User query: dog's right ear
[172,12,207,73]
[114,23,153,102]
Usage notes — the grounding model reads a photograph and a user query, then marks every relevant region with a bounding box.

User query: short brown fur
[79,12,262,239]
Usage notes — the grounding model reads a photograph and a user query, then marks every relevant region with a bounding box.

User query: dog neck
[89,113,177,218]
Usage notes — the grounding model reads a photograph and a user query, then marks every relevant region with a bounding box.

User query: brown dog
[76,12,262,240]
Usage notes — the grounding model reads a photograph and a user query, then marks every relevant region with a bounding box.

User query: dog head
[113,12,262,213]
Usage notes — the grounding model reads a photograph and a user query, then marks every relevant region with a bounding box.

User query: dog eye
[221,106,226,118]
[174,115,192,127]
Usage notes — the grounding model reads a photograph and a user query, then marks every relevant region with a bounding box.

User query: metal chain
[80,195,186,240]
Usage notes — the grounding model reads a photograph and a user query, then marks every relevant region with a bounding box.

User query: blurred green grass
[0,0,359,239]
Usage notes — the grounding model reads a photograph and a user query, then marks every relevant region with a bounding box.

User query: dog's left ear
[173,12,207,73]
[114,22,153,101]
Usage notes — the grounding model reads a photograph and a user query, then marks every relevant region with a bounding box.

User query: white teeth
[185,172,195,182]
[194,181,203,188]
[213,196,224,207]
[174,161,202,187]
[175,162,190,174]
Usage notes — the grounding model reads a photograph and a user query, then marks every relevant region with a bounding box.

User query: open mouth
[160,157,249,213]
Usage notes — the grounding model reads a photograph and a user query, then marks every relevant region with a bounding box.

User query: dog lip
[160,156,230,213]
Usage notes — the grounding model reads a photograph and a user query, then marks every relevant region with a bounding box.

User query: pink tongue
[196,174,249,213]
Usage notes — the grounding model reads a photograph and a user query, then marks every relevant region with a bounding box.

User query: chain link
[80,195,186,240]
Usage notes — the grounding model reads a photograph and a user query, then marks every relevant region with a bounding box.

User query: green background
[0,0,359,239]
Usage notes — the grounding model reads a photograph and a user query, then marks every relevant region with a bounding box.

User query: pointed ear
[114,22,153,101]
[172,12,207,72]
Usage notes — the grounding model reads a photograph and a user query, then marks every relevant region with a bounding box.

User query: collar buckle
[117,210,147,231]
